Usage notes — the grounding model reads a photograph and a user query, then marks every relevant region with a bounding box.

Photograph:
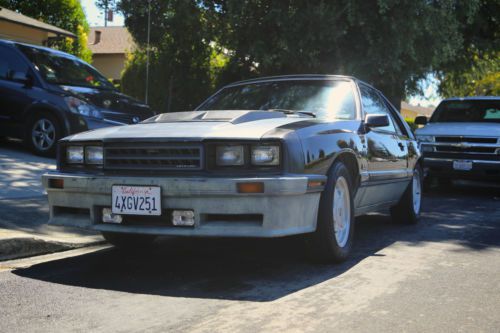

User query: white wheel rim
[333,176,351,248]
[412,169,422,214]
[32,119,55,151]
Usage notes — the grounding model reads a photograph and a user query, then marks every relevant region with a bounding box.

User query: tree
[119,0,216,113]
[439,52,500,97]
[95,0,117,26]
[211,0,484,107]
[436,0,500,97]
[0,0,92,62]
[118,0,495,111]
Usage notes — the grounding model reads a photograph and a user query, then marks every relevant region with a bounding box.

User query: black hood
[58,85,155,123]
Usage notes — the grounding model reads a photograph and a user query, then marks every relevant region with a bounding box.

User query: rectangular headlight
[416,135,434,143]
[251,145,280,166]
[85,146,103,165]
[421,145,435,153]
[216,145,244,166]
[67,146,84,164]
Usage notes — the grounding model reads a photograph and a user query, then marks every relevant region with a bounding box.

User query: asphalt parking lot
[0,141,499,332]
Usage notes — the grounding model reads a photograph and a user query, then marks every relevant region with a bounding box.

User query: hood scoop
[152,110,286,124]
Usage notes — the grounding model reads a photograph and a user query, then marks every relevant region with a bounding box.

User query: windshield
[198,80,357,120]
[430,100,500,123]
[17,45,115,90]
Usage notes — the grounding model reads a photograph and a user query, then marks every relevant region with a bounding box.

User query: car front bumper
[42,173,326,238]
[424,157,500,180]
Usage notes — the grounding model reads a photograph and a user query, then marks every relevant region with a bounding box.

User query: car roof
[0,39,78,59]
[225,74,371,87]
[442,96,500,102]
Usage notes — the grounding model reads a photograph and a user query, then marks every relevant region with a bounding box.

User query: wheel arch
[23,104,69,137]
[329,149,361,191]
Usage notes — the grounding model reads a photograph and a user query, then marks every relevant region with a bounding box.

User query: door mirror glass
[11,71,33,86]
[414,116,428,125]
[365,114,390,128]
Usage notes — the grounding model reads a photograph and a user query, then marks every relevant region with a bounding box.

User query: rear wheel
[390,164,423,224]
[102,232,156,249]
[307,161,355,263]
[26,113,61,156]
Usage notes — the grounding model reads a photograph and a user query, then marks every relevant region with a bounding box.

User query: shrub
[405,118,418,133]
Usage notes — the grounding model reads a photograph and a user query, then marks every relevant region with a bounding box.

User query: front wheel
[26,113,61,156]
[390,164,423,224]
[102,232,156,249]
[307,161,355,263]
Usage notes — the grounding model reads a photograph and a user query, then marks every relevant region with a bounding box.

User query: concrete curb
[0,237,106,261]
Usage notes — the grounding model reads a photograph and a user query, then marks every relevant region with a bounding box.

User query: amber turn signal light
[48,178,64,189]
[237,182,264,193]
[307,180,325,188]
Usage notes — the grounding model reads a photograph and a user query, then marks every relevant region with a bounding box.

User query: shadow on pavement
[13,182,500,302]
[0,139,55,200]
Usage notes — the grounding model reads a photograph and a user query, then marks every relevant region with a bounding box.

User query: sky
[81,0,124,27]
[79,0,440,106]
[408,75,441,107]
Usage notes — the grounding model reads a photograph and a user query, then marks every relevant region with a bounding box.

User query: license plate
[112,185,161,215]
[453,160,473,171]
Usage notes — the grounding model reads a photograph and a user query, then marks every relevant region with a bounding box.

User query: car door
[0,44,33,137]
[359,85,409,207]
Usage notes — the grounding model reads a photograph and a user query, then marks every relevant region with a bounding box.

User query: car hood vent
[149,110,287,124]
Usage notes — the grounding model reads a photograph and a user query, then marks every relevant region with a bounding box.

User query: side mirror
[414,116,428,125]
[11,71,33,87]
[365,114,389,128]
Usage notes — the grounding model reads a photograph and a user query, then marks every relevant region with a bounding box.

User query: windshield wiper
[267,109,316,118]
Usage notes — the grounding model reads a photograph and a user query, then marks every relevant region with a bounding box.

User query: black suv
[0,40,154,156]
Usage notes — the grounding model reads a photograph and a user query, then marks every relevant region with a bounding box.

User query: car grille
[102,112,144,124]
[104,143,203,171]
[435,136,497,144]
[429,136,500,156]
[435,146,497,154]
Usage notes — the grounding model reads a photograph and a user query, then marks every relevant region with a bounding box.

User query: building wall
[0,21,48,45]
[91,53,126,81]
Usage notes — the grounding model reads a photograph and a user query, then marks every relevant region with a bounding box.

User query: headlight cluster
[215,144,280,167]
[66,145,103,165]
[416,135,435,143]
[64,96,103,119]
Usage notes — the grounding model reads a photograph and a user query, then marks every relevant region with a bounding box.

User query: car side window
[377,93,408,136]
[360,86,398,134]
[0,45,29,81]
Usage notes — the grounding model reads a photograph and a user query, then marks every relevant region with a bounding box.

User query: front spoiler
[424,157,500,180]
[42,173,326,238]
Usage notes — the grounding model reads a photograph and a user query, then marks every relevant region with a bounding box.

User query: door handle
[398,142,405,151]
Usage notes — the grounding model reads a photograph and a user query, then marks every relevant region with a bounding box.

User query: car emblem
[132,116,140,123]
[103,100,112,108]
[453,143,471,149]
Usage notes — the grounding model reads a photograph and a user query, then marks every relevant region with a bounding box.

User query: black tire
[306,161,355,263]
[25,112,61,157]
[390,164,423,224]
[102,232,156,249]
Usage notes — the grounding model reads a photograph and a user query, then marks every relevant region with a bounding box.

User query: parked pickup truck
[415,96,500,182]
[42,75,422,262]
